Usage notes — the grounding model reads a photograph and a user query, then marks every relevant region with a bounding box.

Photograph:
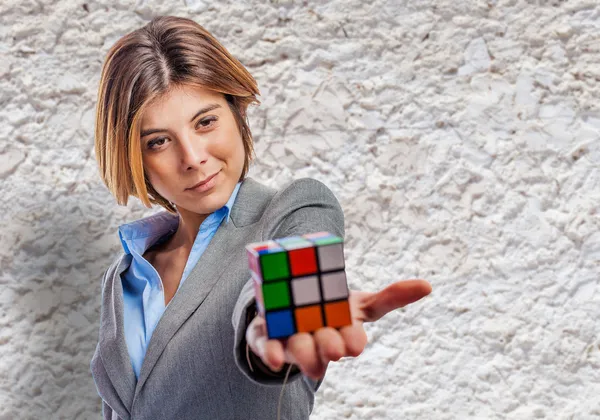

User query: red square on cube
[288,247,317,276]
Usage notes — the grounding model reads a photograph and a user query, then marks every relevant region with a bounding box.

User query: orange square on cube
[324,301,352,328]
[295,305,324,333]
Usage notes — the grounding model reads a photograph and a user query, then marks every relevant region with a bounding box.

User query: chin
[180,192,228,215]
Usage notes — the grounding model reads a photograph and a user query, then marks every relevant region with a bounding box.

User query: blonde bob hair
[95,16,260,214]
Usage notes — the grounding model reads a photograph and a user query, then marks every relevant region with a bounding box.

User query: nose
[178,134,208,170]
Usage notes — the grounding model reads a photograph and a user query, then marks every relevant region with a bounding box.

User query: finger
[313,327,345,364]
[286,333,326,380]
[263,339,286,371]
[246,315,285,371]
[360,280,432,322]
[339,323,368,357]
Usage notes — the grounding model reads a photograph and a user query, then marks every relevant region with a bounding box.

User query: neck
[170,207,209,251]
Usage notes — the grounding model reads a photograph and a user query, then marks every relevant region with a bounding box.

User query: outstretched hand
[246,279,432,380]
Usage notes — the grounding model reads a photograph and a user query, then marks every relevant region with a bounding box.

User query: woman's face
[139,84,245,216]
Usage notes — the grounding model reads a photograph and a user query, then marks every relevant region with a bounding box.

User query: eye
[196,116,218,130]
[147,137,168,150]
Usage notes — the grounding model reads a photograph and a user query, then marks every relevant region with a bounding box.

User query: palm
[247,279,432,380]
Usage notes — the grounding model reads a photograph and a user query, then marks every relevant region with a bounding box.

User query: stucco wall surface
[1,0,599,419]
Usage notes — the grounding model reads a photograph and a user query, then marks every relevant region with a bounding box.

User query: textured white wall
[1,0,599,418]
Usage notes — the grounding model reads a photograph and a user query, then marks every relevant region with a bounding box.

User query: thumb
[359,279,432,322]
[246,314,286,371]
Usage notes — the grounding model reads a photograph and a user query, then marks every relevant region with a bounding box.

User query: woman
[90,15,431,420]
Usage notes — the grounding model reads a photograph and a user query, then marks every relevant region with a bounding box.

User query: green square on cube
[262,281,290,310]
[260,252,290,281]
[313,236,343,246]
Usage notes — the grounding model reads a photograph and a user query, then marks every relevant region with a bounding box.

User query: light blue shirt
[118,182,241,379]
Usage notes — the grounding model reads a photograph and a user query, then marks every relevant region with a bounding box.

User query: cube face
[288,247,318,276]
[252,278,264,314]
[324,301,352,328]
[321,271,349,300]
[246,232,351,339]
[277,236,313,250]
[295,305,323,333]
[317,243,345,272]
[260,252,289,281]
[265,310,295,338]
[291,276,321,305]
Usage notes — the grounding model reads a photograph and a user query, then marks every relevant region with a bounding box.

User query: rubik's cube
[246,232,352,339]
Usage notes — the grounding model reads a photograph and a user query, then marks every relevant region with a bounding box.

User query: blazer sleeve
[232,178,345,386]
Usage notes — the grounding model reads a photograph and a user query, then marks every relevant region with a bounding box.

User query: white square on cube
[317,243,345,272]
[291,276,321,305]
[281,240,312,250]
[321,271,348,300]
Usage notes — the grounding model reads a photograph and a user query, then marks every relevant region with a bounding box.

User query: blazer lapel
[132,178,275,403]
[97,254,138,418]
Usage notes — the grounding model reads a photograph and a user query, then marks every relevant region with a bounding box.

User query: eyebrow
[140,103,222,137]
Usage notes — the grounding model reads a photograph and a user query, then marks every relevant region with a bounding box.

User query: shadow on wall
[2,181,122,419]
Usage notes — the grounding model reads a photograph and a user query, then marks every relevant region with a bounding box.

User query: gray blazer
[90,177,345,420]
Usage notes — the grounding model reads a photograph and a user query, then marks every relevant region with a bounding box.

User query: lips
[187,172,219,190]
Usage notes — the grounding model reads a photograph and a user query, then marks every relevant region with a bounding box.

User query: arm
[264,177,344,241]
[232,178,344,385]
[242,180,433,383]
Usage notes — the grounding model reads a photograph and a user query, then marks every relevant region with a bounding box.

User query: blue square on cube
[265,310,295,339]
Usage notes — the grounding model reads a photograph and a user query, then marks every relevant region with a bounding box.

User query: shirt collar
[118,181,242,256]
